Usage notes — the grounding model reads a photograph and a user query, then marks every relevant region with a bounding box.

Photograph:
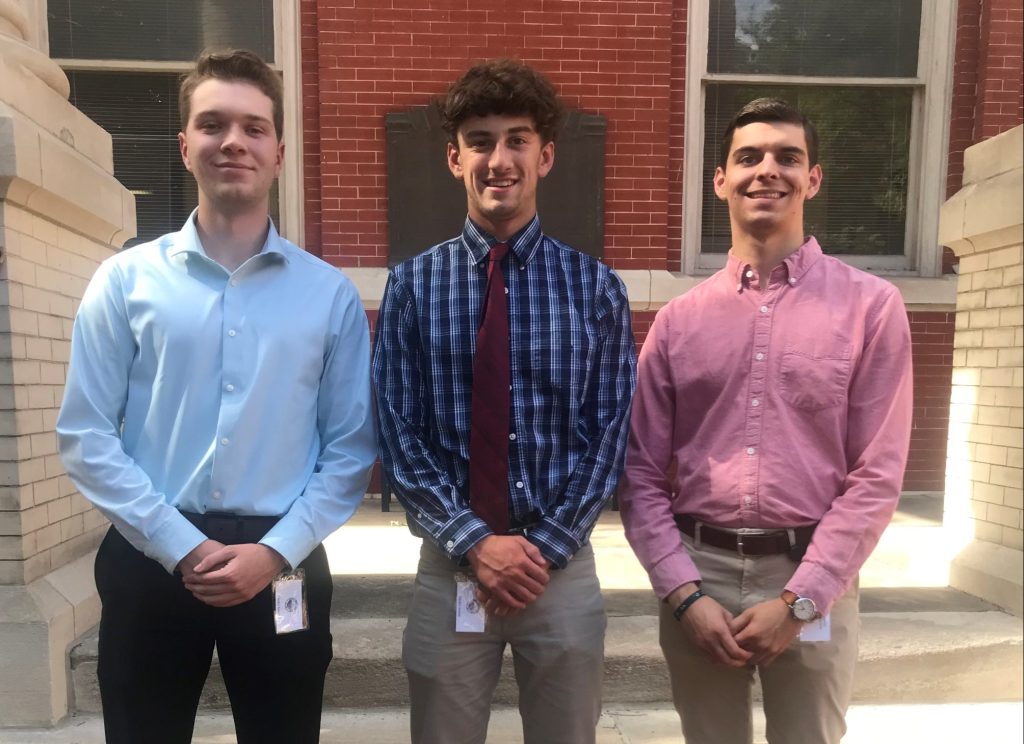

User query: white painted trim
[276,0,304,245]
[682,0,957,280]
[704,74,922,87]
[340,267,958,313]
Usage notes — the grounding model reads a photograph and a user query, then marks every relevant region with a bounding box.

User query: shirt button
[445,540,454,550]
[221,437,230,446]
[225,383,235,392]
[751,398,760,407]
[509,433,516,441]
[746,447,756,455]
[212,490,222,500]
[228,329,237,337]
[230,279,239,287]
[516,481,525,489]
[788,277,797,285]
[760,305,769,313]
[755,352,765,361]
[505,287,509,294]
[743,496,752,505]
[745,270,754,279]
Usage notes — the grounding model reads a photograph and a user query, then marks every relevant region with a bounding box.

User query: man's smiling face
[713,121,822,241]
[447,114,554,240]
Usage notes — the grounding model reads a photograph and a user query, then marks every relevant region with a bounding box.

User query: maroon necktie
[468,243,511,535]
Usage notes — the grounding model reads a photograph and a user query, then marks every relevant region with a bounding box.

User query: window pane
[701,84,913,256]
[49,0,274,62]
[68,71,278,248]
[708,0,921,77]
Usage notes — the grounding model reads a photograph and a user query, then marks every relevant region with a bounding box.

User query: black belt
[675,514,816,561]
[180,511,281,545]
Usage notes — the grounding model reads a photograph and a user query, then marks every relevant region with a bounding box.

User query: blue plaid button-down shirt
[373,217,637,567]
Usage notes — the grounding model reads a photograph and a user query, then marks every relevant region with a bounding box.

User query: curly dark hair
[179,49,284,138]
[719,97,818,169]
[440,59,565,144]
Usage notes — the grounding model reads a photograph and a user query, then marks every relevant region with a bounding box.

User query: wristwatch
[781,590,819,622]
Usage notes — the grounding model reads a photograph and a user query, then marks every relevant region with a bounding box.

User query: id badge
[455,572,486,633]
[799,614,831,642]
[273,569,309,635]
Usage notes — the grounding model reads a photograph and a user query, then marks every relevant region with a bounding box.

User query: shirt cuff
[527,517,583,569]
[648,550,702,601]
[436,509,493,561]
[786,560,846,617]
[146,512,209,574]
[259,512,319,571]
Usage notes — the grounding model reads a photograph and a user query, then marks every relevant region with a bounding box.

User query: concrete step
[7,703,1024,744]
[70,608,1023,714]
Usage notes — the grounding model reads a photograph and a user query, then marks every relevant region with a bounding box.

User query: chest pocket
[778,347,851,412]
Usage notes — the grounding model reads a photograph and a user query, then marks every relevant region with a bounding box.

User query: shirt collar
[726,236,823,292]
[460,215,544,268]
[168,208,288,263]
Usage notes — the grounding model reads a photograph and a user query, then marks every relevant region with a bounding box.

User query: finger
[507,574,546,596]
[518,540,548,567]
[494,589,527,611]
[520,561,550,585]
[194,546,236,574]
[718,630,753,663]
[728,610,752,635]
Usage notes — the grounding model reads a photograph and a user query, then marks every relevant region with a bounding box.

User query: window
[47,0,302,247]
[683,0,955,276]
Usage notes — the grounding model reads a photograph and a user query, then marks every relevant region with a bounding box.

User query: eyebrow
[732,145,806,159]
[193,110,273,126]
[463,125,537,139]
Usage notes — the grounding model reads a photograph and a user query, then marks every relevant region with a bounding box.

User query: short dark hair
[179,49,284,139]
[440,59,565,144]
[718,97,818,169]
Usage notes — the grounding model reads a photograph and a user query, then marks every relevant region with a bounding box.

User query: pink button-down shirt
[620,238,913,614]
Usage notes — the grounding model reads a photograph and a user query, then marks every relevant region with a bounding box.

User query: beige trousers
[403,541,606,744]
[660,535,859,744]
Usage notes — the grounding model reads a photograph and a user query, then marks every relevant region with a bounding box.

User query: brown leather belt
[674,514,816,561]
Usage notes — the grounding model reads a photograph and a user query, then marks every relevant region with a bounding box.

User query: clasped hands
[177,539,286,608]
[669,582,803,668]
[467,535,551,617]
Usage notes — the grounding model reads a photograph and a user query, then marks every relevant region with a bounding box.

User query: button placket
[744,290,776,515]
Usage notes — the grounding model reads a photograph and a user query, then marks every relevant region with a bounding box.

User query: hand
[182,543,287,608]
[177,539,227,579]
[729,598,802,666]
[466,535,550,614]
[668,583,752,668]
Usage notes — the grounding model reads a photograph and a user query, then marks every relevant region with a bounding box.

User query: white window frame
[682,0,956,278]
[49,0,304,245]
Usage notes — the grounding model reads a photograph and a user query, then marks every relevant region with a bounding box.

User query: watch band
[672,588,706,621]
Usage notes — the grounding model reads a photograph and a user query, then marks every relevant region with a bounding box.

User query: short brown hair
[179,49,284,139]
[719,97,818,169]
[440,59,565,145]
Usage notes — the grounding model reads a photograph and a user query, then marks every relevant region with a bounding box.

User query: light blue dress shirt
[57,212,376,573]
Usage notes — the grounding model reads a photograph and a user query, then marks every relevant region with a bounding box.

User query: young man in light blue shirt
[56,49,375,744]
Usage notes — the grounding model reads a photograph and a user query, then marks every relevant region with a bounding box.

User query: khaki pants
[661,535,859,744]
[403,541,606,744]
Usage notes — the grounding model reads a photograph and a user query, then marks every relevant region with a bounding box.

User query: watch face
[792,597,817,622]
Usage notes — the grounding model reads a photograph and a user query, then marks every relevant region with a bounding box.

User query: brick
[33,522,60,552]
[59,513,84,542]
[1004,263,1023,286]
[29,432,56,458]
[966,348,999,367]
[1000,306,1024,326]
[982,327,1017,347]
[46,495,71,523]
[987,504,1019,528]
[969,308,1002,328]
[990,465,1023,488]
[955,311,970,330]
[0,535,27,560]
[953,330,984,348]
[988,286,1024,308]
[961,290,989,309]
[989,244,1023,269]
[976,443,1009,466]
[974,519,1003,543]
[959,253,990,274]
[978,406,1011,426]
[951,367,982,385]
[981,367,1015,387]
[24,337,52,361]
[0,486,32,511]
[974,268,1006,290]
[1004,487,1024,510]
[1001,527,1024,551]
[997,347,1023,366]
[39,362,65,385]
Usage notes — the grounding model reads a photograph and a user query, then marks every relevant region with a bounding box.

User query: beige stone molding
[340,266,958,313]
[0,0,69,99]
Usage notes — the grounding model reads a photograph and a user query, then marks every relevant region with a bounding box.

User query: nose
[488,141,511,171]
[754,153,780,179]
[220,123,247,153]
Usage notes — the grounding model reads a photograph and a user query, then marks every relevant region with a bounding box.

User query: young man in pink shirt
[619,98,913,744]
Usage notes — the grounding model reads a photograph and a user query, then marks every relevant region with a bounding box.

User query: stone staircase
[69,495,1024,715]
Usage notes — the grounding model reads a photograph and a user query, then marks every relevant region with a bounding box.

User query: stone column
[939,125,1023,617]
[0,0,135,726]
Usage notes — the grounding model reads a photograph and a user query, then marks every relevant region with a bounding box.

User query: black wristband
[672,588,706,621]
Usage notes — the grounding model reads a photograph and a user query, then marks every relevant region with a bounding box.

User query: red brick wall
[302,0,678,269]
[947,0,982,199]
[973,0,1024,141]
[906,311,955,492]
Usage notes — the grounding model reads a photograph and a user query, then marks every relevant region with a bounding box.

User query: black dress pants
[93,525,333,744]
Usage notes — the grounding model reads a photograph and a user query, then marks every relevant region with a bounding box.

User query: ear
[713,166,727,200]
[275,140,285,178]
[537,140,555,179]
[446,141,463,180]
[806,163,822,200]
[178,131,192,172]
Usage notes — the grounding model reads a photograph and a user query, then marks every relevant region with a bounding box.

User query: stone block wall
[0,204,114,585]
